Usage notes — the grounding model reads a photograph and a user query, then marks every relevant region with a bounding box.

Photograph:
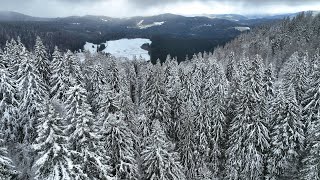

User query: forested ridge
[0,12,320,180]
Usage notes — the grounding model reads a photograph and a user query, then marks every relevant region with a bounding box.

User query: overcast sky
[1,0,320,17]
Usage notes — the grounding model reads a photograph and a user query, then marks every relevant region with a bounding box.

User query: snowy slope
[136,20,166,29]
[84,38,151,60]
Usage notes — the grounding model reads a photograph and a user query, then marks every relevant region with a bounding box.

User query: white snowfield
[136,20,165,29]
[84,42,99,54]
[84,38,151,60]
[235,27,250,32]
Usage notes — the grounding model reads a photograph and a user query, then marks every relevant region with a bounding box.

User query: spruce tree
[205,61,227,178]
[65,85,110,179]
[225,55,269,180]
[2,39,17,71]
[85,64,107,114]
[0,69,18,142]
[97,83,120,128]
[17,49,48,143]
[0,132,18,179]
[164,57,183,140]
[50,46,69,100]
[300,60,320,180]
[99,112,138,179]
[281,52,308,105]
[142,62,171,132]
[108,58,121,94]
[107,58,135,123]
[64,50,83,86]
[34,36,51,86]
[141,120,185,180]
[267,84,304,179]
[225,52,236,82]
[176,69,200,179]
[178,100,197,179]
[137,114,151,139]
[0,48,4,68]
[32,103,74,180]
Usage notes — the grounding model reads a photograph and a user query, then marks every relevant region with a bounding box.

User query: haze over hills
[1,10,318,22]
[0,11,51,21]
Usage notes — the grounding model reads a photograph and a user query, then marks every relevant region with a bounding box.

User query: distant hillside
[0,11,310,62]
[0,11,50,21]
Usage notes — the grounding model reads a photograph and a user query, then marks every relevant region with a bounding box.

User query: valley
[0,11,288,62]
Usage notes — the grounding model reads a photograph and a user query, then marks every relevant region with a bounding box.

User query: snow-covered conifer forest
[1,12,320,180]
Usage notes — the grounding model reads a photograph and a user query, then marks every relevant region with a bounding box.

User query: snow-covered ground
[136,20,165,29]
[235,27,250,32]
[84,38,151,60]
[84,42,99,54]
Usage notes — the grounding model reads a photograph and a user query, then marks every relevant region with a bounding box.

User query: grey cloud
[126,0,319,8]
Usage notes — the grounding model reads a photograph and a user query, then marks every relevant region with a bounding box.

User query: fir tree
[137,114,151,139]
[205,61,227,178]
[163,57,183,140]
[0,132,18,179]
[0,48,4,68]
[2,39,17,71]
[64,50,83,86]
[281,52,308,105]
[177,100,197,179]
[108,58,121,94]
[300,60,320,180]
[142,61,171,132]
[267,84,304,179]
[32,103,74,180]
[0,69,18,142]
[141,120,185,180]
[17,49,48,143]
[34,36,51,86]
[65,85,110,179]
[225,55,269,180]
[50,46,69,100]
[225,52,236,82]
[85,64,107,114]
[100,112,138,180]
[97,83,120,128]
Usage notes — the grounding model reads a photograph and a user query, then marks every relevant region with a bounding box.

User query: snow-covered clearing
[84,38,151,60]
[235,27,250,32]
[137,20,165,29]
[84,42,99,54]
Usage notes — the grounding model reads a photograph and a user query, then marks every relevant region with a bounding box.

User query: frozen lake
[84,38,151,60]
